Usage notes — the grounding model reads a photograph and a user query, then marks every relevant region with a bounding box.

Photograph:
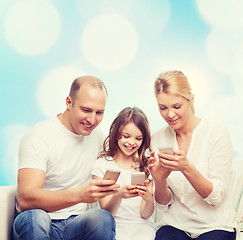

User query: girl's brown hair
[99,107,151,177]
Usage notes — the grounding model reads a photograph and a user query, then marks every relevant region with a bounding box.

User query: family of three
[13,71,237,240]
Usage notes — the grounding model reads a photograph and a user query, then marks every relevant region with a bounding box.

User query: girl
[149,70,237,240]
[92,107,156,240]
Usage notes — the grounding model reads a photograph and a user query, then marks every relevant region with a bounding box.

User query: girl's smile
[117,122,143,157]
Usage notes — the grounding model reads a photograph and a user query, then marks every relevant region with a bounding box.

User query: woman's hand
[158,150,191,173]
[148,151,171,181]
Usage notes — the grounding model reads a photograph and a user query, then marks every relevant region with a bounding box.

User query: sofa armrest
[0,186,17,240]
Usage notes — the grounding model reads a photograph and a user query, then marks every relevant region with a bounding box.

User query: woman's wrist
[154,177,167,188]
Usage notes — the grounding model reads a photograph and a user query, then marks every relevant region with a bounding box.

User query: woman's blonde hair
[154,70,195,114]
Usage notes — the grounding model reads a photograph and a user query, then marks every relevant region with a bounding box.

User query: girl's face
[117,122,143,157]
[156,92,193,131]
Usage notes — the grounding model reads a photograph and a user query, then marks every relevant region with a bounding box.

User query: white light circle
[81,14,138,71]
[236,42,243,77]
[206,29,243,75]
[3,124,29,185]
[4,0,61,55]
[205,95,243,157]
[38,66,85,118]
[196,0,243,27]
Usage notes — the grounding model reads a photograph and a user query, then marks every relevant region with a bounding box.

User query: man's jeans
[13,208,116,240]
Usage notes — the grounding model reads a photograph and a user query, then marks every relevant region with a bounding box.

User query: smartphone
[159,147,174,155]
[103,169,121,182]
[131,172,145,185]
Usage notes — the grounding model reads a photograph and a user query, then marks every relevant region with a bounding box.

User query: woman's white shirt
[150,119,236,238]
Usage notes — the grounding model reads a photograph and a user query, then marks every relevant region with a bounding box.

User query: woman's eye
[136,138,143,141]
[160,107,166,111]
[174,105,181,109]
[123,135,129,138]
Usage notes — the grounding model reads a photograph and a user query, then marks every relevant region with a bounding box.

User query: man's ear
[190,94,194,105]
[66,96,72,110]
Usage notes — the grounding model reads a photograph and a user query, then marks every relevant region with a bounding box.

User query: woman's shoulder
[151,125,174,139]
[200,119,229,134]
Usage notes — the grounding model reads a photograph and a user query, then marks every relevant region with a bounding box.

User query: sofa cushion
[231,158,243,231]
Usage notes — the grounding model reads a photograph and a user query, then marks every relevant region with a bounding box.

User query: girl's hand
[159,150,191,173]
[135,180,153,203]
[148,151,171,182]
[138,180,154,219]
[115,185,139,199]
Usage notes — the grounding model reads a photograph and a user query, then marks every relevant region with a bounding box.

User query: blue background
[1,0,243,185]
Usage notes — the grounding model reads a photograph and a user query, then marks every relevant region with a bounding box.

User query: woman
[149,70,237,240]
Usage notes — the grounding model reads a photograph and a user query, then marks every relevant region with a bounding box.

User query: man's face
[67,84,106,135]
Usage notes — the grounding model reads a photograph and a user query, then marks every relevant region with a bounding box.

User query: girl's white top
[92,157,156,233]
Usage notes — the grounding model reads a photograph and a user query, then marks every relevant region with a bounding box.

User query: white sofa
[0,186,16,240]
[1,158,242,240]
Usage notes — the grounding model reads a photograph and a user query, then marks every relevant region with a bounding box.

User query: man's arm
[18,168,119,212]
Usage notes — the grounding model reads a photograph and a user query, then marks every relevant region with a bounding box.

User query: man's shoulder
[87,125,106,142]
[22,117,58,140]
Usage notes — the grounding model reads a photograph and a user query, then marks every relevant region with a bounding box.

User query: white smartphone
[131,172,145,185]
[159,147,174,155]
[103,169,121,182]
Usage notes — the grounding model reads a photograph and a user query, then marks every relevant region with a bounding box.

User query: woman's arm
[160,128,233,205]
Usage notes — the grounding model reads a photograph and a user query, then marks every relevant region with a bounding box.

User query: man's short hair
[69,76,107,104]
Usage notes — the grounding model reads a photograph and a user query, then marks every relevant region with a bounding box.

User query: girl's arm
[136,180,154,219]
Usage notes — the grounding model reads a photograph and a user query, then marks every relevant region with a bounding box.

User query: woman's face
[156,92,193,131]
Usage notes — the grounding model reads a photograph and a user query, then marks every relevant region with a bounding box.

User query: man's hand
[77,179,120,203]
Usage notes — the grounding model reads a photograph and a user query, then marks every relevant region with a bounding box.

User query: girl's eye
[136,137,143,141]
[123,135,129,138]
[174,105,181,109]
[160,107,166,111]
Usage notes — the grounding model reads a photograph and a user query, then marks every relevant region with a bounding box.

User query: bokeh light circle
[81,14,138,71]
[196,0,243,27]
[4,0,61,55]
[206,29,243,75]
[38,66,85,118]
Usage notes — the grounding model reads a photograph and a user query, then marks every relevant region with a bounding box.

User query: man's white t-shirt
[18,117,105,219]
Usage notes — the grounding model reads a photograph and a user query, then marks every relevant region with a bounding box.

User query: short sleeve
[91,158,108,178]
[18,133,49,172]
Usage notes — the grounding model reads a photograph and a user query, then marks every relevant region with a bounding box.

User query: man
[13,76,119,240]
